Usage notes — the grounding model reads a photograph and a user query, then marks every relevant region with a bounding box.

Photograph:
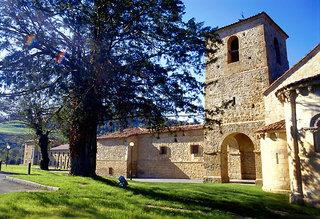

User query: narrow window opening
[227,36,239,63]
[159,146,167,155]
[314,129,320,153]
[109,167,113,175]
[276,153,279,164]
[274,38,281,64]
[191,145,199,155]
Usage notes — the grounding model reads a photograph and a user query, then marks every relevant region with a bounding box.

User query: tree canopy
[0,0,219,176]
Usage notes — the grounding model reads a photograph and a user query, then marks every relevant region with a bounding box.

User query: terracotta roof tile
[256,120,285,133]
[97,127,149,139]
[97,124,204,139]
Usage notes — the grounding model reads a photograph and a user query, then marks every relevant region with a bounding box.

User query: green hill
[0,121,32,164]
[0,120,32,135]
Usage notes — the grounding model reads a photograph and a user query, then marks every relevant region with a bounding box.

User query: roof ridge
[97,124,204,140]
[216,11,288,38]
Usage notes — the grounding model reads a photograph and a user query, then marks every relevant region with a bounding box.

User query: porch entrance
[220,133,256,182]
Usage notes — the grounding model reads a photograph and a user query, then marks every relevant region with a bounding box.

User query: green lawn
[0,165,319,219]
[0,120,31,135]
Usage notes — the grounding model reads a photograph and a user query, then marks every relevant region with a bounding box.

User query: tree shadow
[91,175,119,187]
[0,171,39,176]
[127,186,278,217]
[92,176,319,218]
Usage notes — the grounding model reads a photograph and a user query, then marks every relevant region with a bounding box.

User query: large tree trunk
[69,88,99,177]
[39,133,49,170]
[68,3,102,176]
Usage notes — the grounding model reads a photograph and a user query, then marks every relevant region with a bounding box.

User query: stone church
[23,12,320,207]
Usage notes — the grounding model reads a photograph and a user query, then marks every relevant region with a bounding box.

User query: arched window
[274,38,281,64]
[310,114,320,152]
[228,36,239,63]
[315,130,320,153]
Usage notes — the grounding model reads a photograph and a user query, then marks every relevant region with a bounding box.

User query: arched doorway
[220,133,256,182]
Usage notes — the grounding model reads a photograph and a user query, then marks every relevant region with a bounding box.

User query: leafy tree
[0,0,219,176]
[20,93,65,170]
[1,90,67,170]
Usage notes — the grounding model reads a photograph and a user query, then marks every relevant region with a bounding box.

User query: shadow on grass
[92,175,119,187]
[48,169,69,172]
[0,193,114,219]
[129,186,279,217]
[0,171,40,176]
[92,176,319,218]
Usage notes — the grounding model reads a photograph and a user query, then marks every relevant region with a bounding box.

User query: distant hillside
[0,121,32,164]
[0,120,32,135]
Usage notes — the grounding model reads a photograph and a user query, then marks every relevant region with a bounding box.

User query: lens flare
[55,51,66,64]
[25,34,37,48]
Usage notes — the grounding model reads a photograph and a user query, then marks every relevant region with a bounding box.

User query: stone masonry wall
[96,138,128,177]
[295,87,320,207]
[264,51,320,124]
[137,129,204,179]
[264,19,289,83]
[49,150,70,170]
[204,17,285,183]
[23,143,34,165]
[260,131,290,192]
[204,122,262,182]
[23,143,41,165]
[205,22,269,127]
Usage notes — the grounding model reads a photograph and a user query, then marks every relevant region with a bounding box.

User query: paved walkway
[133,178,256,184]
[0,173,39,194]
[133,178,203,183]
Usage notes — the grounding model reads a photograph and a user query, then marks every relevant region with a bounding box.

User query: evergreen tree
[0,0,219,176]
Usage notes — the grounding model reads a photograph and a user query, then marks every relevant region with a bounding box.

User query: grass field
[0,165,319,218]
[0,120,31,135]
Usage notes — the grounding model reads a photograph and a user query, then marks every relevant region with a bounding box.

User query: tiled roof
[97,127,149,139]
[216,12,288,38]
[97,124,204,139]
[256,120,285,133]
[50,144,69,151]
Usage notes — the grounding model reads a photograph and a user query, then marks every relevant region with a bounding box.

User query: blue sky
[182,0,320,66]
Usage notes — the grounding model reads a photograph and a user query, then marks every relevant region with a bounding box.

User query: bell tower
[204,12,289,183]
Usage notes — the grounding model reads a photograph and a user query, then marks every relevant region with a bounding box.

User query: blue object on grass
[118,176,128,189]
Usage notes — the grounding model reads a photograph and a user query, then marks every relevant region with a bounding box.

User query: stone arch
[220,132,256,182]
[310,113,320,152]
[310,113,320,128]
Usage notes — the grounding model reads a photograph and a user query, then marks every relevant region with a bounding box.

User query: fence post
[28,162,31,175]
[0,160,2,171]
